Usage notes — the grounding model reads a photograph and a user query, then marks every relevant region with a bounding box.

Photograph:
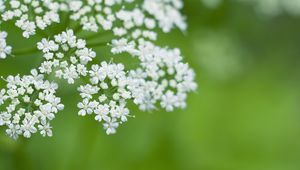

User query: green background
[1,0,300,170]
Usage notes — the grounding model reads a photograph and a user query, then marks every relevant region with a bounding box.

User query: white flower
[77,98,94,116]
[68,0,120,32]
[160,91,177,112]
[37,38,59,53]
[6,124,22,140]
[76,48,96,64]
[94,104,110,122]
[38,121,53,137]
[21,118,38,138]
[0,0,5,13]
[111,38,136,54]
[36,103,55,121]
[0,72,64,139]
[126,40,197,112]
[1,0,61,38]
[0,89,7,104]
[0,112,12,126]
[0,0,197,138]
[0,31,12,59]
[77,62,132,134]
[67,0,184,41]
[37,30,95,84]
[143,0,187,32]
[103,118,119,135]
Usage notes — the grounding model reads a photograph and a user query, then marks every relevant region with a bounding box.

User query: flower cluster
[68,0,121,32]
[78,62,132,134]
[142,0,187,32]
[0,70,64,139]
[37,29,95,84]
[113,8,158,42]
[0,31,11,59]
[126,40,197,112]
[1,0,62,38]
[0,0,197,139]
[67,0,185,34]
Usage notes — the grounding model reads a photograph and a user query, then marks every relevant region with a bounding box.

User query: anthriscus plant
[0,0,197,139]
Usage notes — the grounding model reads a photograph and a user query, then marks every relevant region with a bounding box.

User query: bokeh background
[1,0,300,169]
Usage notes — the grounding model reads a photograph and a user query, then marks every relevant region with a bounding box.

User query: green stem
[12,47,39,56]
[85,31,113,41]
[73,24,83,35]
[14,138,33,170]
[87,41,110,48]
[57,12,71,34]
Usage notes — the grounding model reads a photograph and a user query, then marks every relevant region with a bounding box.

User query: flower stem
[85,31,113,41]
[12,47,39,56]
[87,41,110,48]
[73,24,83,35]
[58,12,71,34]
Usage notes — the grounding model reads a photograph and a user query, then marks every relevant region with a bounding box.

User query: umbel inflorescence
[0,0,197,139]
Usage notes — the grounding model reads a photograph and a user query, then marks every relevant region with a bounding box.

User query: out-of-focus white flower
[201,0,222,9]
[193,31,246,81]
[238,0,300,17]
[202,0,300,17]
[1,0,62,38]
[67,0,185,41]
[143,0,187,32]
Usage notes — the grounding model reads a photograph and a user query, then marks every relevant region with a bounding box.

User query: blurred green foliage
[1,0,300,170]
